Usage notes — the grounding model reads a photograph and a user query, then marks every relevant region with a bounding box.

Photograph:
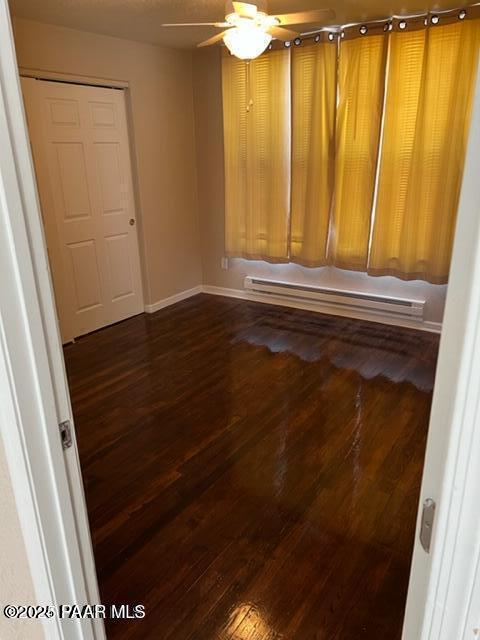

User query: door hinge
[59,420,73,450]
[420,498,436,553]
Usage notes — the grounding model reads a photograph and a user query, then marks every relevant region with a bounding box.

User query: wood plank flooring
[64,294,440,640]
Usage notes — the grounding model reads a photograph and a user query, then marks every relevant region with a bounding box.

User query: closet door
[22,78,144,342]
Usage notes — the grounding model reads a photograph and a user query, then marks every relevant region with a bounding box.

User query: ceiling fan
[162,1,334,60]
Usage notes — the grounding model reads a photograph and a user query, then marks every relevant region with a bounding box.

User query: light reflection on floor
[222,602,281,640]
[233,305,437,391]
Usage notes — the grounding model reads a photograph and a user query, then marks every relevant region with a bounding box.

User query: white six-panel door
[21,78,144,342]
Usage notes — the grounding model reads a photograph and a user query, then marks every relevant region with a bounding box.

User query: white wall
[0,436,44,640]
[13,18,202,307]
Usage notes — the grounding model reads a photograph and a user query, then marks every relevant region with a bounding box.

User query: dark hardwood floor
[64,294,440,640]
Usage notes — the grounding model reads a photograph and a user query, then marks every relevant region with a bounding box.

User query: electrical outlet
[221,256,229,270]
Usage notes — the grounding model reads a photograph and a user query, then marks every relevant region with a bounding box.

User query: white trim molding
[144,283,442,333]
[144,285,203,314]
[19,68,129,89]
[202,285,442,333]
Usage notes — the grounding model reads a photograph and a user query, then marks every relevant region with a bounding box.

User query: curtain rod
[262,1,480,49]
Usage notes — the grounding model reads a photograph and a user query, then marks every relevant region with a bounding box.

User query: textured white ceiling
[8,0,462,49]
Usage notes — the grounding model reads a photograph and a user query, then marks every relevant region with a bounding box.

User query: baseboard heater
[244,276,425,321]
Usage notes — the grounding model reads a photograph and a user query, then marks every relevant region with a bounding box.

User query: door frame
[2,3,480,640]
[0,5,104,639]
[401,56,480,640]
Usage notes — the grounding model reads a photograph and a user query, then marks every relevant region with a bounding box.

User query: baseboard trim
[202,285,442,334]
[144,284,442,333]
[144,285,203,314]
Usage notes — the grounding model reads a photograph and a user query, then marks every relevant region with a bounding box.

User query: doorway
[21,78,144,343]
[2,1,480,638]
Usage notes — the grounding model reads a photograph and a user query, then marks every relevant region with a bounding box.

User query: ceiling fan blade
[232,1,258,18]
[162,22,229,27]
[267,25,300,41]
[275,9,335,26]
[197,30,229,47]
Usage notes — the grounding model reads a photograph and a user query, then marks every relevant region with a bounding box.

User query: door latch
[59,420,73,450]
[420,498,436,553]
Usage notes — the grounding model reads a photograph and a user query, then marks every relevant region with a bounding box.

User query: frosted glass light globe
[223,26,272,60]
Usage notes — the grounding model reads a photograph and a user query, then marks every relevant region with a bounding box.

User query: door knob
[129,218,135,226]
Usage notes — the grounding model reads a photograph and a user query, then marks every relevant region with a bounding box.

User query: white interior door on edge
[21,78,144,342]
[402,61,480,639]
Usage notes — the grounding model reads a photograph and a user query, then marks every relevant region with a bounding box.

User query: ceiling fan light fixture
[223,25,272,60]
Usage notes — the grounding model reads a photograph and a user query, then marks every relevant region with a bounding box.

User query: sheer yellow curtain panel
[369,17,480,283]
[222,49,291,261]
[329,30,388,271]
[290,40,337,266]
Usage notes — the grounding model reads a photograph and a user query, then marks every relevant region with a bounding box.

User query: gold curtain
[290,40,337,266]
[222,49,291,261]
[328,31,388,271]
[369,18,480,283]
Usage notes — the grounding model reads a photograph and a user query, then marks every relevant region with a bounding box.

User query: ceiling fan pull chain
[246,61,254,112]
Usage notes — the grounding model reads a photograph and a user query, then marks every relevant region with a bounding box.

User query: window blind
[222,48,291,262]
[290,41,337,266]
[368,18,480,283]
